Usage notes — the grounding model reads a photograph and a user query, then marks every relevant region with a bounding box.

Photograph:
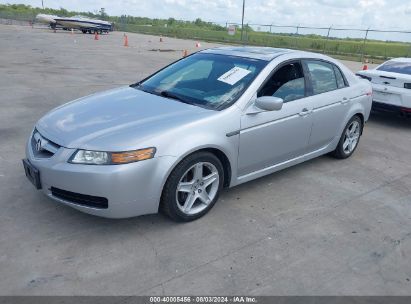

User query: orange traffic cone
[362,59,369,70]
[94,31,99,40]
[124,34,129,47]
[182,49,188,57]
[195,41,201,48]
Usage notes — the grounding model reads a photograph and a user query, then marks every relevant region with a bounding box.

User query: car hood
[36,86,213,151]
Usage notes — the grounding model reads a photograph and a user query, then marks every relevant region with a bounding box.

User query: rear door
[302,59,350,152]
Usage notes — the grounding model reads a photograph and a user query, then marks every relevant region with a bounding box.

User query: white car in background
[357,58,411,117]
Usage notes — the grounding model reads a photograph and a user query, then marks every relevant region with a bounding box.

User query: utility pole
[361,27,370,63]
[323,25,332,54]
[41,0,44,9]
[240,0,245,41]
[294,24,300,48]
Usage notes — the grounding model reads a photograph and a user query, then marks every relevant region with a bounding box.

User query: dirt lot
[0,25,410,296]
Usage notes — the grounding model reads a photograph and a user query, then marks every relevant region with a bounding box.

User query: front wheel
[161,152,224,222]
[331,115,363,159]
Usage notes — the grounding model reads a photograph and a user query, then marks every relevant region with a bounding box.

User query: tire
[161,152,224,222]
[331,115,363,159]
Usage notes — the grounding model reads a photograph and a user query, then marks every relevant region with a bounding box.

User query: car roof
[201,46,297,61]
[385,58,411,63]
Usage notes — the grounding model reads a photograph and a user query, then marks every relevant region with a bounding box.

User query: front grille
[31,129,61,158]
[50,187,109,209]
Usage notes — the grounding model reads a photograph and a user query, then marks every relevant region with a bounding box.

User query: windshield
[377,60,411,75]
[133,53,267,110]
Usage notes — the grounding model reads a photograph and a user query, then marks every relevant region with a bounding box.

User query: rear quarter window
[333,65,347,88]
[305,60,338,94]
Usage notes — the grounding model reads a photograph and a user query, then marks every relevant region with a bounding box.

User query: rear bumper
[25,135,176,218]
[372,101,411,115]
[371,83,411,109]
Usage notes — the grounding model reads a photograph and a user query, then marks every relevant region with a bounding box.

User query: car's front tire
[331,115,363,159]
[161,152,224,222]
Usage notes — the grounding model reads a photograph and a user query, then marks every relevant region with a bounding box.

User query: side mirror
[255,96,284,111]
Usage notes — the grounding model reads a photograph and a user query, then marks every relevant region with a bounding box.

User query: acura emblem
[36,138,43,152]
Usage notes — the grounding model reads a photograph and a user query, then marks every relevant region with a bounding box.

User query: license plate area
[373,90,401,106]
[22,159,42,189]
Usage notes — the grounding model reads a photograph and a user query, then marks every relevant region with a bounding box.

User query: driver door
[238,60,314,177]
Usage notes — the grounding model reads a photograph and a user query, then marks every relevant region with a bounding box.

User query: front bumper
[25,135,176,218]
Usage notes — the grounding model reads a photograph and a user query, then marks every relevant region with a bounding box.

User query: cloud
[315,0,357,8]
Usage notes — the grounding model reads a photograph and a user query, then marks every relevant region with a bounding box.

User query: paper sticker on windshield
[217,67,251,85]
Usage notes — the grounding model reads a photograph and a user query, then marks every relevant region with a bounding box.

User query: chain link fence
[0,11,35,26]
[2,11,411,63]
[0,17,33,26]
[109,20,411,63]
[225,23,411,63]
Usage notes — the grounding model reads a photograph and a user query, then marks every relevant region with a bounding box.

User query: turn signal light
[111,148,156,164]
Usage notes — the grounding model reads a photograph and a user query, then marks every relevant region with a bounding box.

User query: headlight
[71,150,109,165]
[69,148,156,165]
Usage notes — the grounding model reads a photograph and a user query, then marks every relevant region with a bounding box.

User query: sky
[3,0,411,41]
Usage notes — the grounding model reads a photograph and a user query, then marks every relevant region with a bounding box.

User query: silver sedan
[23,47,372,221]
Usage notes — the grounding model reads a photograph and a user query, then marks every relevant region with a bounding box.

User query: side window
[258,62,305,102]
[305,60,338,94]
[333,65,347,88]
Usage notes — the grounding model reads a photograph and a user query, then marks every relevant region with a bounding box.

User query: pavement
[0,25,410,296]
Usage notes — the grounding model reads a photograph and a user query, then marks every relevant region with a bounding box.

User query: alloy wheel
[343,120,360,154]
[176,162,220,215]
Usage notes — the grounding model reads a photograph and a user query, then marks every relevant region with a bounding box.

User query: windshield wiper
[159,90,195,106]
[134,85,198,107]
[132,83,154,94]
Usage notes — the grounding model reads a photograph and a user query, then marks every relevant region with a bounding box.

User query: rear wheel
[161,152,224,222]
[331,115,362,159]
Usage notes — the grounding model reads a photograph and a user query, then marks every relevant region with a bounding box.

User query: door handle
[341,97,349,104]
[299,108,312,116]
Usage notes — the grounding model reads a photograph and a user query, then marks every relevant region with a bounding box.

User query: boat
[52,15,113,33]
[36,14,58,26]
[53,15,113,33]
